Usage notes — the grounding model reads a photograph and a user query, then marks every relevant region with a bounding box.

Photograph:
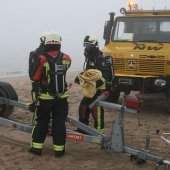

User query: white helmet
[41,31,62,45]
[83,35,99,48]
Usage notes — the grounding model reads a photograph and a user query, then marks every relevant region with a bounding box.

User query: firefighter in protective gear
[75,35,110,133]
[28,31,71,157]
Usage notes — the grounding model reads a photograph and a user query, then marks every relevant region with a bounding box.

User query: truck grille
[113,55,166,75]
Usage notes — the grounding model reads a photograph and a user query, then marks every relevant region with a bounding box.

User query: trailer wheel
[0,81,18,117]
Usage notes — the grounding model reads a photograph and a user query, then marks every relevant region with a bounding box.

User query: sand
[0,71,170,170]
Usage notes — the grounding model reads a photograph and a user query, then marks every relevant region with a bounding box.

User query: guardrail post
[111,110,125,152]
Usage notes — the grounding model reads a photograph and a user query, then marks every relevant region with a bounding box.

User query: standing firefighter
[75,35,113,133]
[28,31,71,157]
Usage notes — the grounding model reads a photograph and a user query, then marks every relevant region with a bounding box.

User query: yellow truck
[102,1,170,111]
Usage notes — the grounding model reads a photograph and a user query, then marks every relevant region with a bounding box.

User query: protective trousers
[78,91,104,133]
[31,97,68,152]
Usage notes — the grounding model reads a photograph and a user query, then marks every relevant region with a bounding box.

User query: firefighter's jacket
[85,51,110,84]
[78,69,104,98]
[30,50,71,100]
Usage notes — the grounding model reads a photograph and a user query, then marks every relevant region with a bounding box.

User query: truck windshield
[112,17,170,42]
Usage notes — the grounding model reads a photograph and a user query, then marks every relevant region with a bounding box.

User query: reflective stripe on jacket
[32,50,71,99]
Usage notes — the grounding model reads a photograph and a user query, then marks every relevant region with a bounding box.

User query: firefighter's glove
[74,72,84,84]
[96,80,104,88]
[28,99,40,112]
[74,76,80,84]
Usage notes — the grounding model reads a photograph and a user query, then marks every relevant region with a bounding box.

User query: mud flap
[0,81,18,117]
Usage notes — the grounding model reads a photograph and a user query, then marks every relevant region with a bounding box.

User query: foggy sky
[0,0,170,72]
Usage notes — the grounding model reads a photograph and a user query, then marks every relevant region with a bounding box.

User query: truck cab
[103,1,170,111]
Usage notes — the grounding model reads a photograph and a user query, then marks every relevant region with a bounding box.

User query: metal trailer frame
[0,96,170,169]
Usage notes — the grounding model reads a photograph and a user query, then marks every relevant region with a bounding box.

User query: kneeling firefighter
[28,31,72,157]
[75,35,113,133]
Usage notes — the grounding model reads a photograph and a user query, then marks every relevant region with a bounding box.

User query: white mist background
[0,0,169,76]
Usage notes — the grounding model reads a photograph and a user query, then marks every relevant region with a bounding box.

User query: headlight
[154,79,166,87]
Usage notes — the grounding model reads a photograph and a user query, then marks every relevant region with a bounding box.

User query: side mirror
[103,21,110,40]
[104,12,115,45]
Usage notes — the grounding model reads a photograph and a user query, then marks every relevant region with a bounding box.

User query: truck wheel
[106,86,121,103]
[167,88,170,113]
[0,81,18,118]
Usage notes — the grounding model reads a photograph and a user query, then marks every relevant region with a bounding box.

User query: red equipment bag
[125,95,142,109]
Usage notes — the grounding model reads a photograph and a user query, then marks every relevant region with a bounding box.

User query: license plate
[118,78,133,85]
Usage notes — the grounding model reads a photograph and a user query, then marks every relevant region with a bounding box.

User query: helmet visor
[83,43,94,48]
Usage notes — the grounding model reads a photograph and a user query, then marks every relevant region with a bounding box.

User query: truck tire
[167,88,170,113]
[0,81,18,117]
[106,86,121,103]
